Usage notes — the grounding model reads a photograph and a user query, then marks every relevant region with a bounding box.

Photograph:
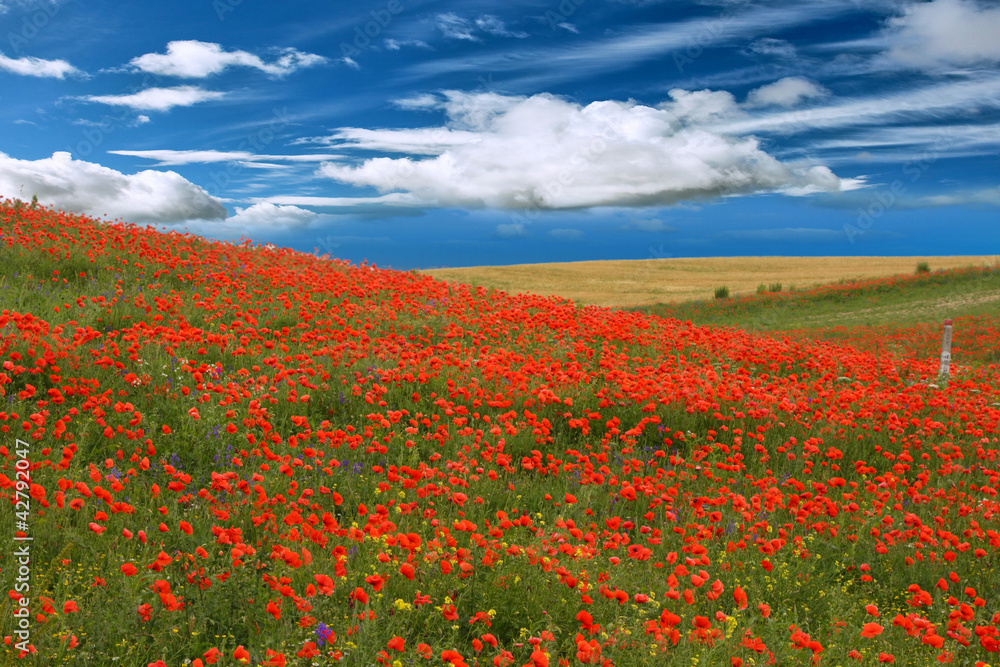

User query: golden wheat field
[421,255,1000,307]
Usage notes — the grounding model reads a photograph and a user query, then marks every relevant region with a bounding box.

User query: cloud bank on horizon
[0,151,225,224]
[0,0,997,264]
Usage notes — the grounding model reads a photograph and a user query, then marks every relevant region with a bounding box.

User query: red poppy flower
[529,649,549,667]
[861,622,883,638]
[297,642,320,659]
[365,574,385,591]
[734,586,748,610]
[262,649,285,666]
[314,574,335,595]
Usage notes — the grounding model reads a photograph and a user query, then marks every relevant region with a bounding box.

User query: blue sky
[1,0,998,269]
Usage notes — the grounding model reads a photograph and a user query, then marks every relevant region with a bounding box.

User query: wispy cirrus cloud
[0,0,56,13]
[712,75,1000,137]
[126,40,326,78]
[806,122,1000,163]
[251,193,422,208]
[435,13,478,41]
[297,127,481,155]
[433,13,527,42]
[109,149,343,166]
[384,38,431,51]
[475,15,527,39]
[407,1,858,86]
[716,227,844,242]
[915,186,1000,208]
[745,37,798,59]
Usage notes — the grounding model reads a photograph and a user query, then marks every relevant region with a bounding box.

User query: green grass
[642,265,1000,332]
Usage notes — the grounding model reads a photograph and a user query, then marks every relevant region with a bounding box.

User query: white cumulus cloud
[227,203,319,229]
[316,91,845,210]
[885,0,1000,69]
[80,86,225,111]
[127,40,326,78]
[662,89,741,123]
[0,151,226,224]
[746,77,829,108]
[0,52,80,78]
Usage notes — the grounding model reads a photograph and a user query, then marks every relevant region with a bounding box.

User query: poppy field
[2,200,1000,667]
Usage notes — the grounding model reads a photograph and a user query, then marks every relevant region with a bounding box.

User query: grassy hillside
[644,265,1000,368]
[3,201,1000,667]
[646,264,1000,330]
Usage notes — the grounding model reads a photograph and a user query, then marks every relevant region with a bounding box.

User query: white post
[939,318,953,380]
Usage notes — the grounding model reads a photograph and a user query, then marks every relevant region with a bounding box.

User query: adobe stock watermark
[648,244,675,260]
[11,438,34,655]
[313,235,342,259]
[6,0,70,55]
[65,110,148,160]
[66,72,163,159]
[544,0,587,31]
[843,130,960,244]
[674,0,752,73]
[339,0,405,64]
[204,107,291,198]
[213,0,243,21]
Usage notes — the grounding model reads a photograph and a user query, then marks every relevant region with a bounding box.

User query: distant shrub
[916,262,930,274]
[757,283,767,294]
[769,282,782,293]
[714,286,730,299]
